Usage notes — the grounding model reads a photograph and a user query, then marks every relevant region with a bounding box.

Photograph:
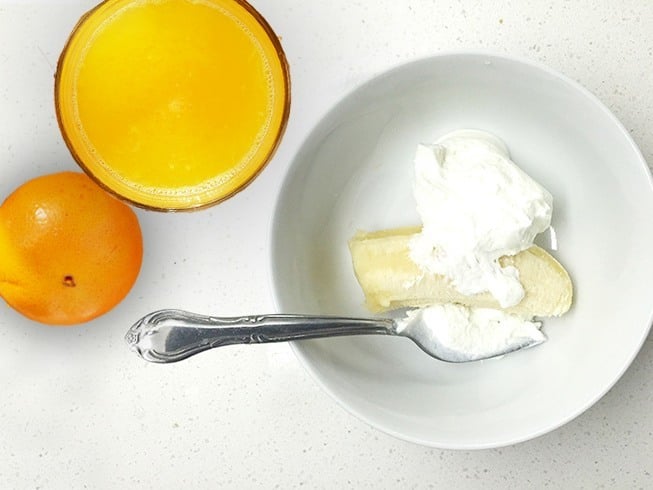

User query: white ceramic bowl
[270,52,653,449]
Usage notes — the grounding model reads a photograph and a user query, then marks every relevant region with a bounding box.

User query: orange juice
[56,0,289,210]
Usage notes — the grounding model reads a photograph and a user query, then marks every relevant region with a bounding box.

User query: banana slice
[349,226,572,317]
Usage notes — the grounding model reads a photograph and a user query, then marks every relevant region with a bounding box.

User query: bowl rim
[54,0,291,212]
[268,49,653,449]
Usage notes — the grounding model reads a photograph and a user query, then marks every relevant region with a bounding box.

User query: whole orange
[0,171,143,325]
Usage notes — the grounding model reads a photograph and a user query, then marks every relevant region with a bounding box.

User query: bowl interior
[271,53,653,448]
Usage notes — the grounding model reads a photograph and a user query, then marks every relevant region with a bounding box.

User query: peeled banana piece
[349,226,573,317]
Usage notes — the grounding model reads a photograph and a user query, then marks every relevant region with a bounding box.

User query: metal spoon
[125,308,544,363]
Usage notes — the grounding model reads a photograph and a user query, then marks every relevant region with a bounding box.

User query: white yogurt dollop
[409,129,552,308]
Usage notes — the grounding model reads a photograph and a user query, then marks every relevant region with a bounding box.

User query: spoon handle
[125,309,396,363]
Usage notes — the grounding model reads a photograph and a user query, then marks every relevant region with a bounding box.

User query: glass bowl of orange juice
[55,0,290,211]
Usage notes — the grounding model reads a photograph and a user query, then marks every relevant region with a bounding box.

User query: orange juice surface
[56,0,289,209]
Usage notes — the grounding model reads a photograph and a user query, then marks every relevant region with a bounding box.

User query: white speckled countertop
[1,0,652,487]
